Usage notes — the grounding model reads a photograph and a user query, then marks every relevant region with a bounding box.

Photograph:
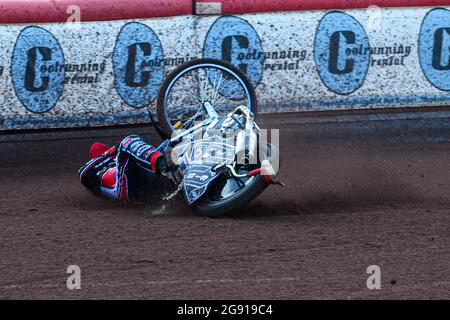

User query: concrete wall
[0,0,192,23]
[2,0,448,22]
[195,0,450,14]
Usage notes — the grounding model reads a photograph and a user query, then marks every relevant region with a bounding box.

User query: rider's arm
[78,147,117,195]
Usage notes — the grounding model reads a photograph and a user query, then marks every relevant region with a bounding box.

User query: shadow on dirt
[232,168,425,219]
[67,162,427,220]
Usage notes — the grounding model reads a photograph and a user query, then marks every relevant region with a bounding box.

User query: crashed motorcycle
[153,58,283,217]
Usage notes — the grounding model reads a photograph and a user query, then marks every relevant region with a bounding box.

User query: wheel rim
[204,167,257,202]
[163,63,253,133]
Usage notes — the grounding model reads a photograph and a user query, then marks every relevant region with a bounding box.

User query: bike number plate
[179,135,235,205]
[183,164,219,205]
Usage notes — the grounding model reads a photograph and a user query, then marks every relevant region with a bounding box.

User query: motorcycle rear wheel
[192,143,277,217]
[193,174,268,217]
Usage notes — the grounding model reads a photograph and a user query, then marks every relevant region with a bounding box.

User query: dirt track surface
[1,111,450,299]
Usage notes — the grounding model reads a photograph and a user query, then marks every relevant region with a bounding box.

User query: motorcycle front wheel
[156,58,257,138]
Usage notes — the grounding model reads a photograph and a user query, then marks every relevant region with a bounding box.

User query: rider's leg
[117,135,165,174]
[113,135,169,203]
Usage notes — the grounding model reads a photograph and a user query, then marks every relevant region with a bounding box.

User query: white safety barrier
[1,7,450,130]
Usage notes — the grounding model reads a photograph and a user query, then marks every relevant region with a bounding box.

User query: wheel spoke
[186,75,203,105]
[212,72,224,106]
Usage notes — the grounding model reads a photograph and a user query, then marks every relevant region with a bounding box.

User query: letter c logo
[11,26,65,113]
[419,8,450,91]
[113,22,164,108]
[314,11,370,95]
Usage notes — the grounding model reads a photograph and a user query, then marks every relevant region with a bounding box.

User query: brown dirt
[0,112,449,299]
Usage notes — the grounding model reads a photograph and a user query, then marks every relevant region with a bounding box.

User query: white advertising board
[1,7,450,129]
